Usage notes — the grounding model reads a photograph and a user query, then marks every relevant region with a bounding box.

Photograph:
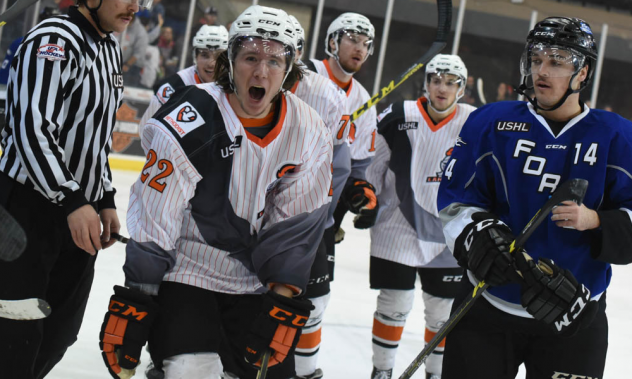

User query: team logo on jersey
[426,147,453,182]
[495,121,531,132]
[377,104,393,122]
[163,101,205,137]
[160,84,175,102]
[177,106,198,122]
[455,136,466,147]
[398,121,418,131]
[277,164,298,179]
[36,44,66,61]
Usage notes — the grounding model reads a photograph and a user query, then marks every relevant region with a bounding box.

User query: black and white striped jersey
[0,6,124,213]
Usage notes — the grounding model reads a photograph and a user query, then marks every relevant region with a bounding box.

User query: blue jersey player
[437,17,632,378]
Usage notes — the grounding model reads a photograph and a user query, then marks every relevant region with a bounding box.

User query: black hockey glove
[99,285,158,379]
[244,291,314,368]
[514,252,599,336]
[454,212,521,286]
[342,179,379,229]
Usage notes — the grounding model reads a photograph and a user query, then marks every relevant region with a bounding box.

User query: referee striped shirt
[0,6,124,213]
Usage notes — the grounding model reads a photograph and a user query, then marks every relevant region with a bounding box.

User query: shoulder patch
[163,102,205,137]
[157,83,175,104]
[495,121,531,132]
[36,44,66,61]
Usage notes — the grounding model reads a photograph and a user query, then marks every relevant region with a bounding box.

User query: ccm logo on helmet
[258,19,281,26]
[534,31,556,37]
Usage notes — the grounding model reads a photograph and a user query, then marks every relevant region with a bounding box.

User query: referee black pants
[0,173,97,379]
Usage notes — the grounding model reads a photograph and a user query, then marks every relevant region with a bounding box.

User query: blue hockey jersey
[438,100,632,317]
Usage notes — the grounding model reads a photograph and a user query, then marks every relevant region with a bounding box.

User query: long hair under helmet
[324,12,375,76]
[515,16,597,112]
[227,5,297,95]
[424,54,468,115]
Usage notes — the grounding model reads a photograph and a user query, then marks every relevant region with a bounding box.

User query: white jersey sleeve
[348,81,378,161]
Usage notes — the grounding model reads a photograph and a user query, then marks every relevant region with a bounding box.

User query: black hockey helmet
[516,17,598,111]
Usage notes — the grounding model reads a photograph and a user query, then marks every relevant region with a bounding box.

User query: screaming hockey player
[98,6,333,379]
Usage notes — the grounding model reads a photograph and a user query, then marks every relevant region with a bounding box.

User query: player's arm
[138,95,164,153]
[252,123,333,295]
[366,133,391,196]
[123,126,201,296]
[586,127,632,264]
[9,34,88,213]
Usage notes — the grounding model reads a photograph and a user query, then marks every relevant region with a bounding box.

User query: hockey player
[367,55,475,379]
[294,13,379,379]
[0,0,149,377]
[98,6,333,379]
[138,24,229,151]
[438,17,632,379]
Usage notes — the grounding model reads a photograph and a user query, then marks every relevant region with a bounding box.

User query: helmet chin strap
[85,0,112,35]
[515,72,581,112]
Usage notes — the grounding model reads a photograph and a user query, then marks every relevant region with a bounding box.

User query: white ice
[48,169,632,378]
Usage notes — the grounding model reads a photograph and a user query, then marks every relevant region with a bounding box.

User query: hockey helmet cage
[325,12,375,57]
[193,25,229,52]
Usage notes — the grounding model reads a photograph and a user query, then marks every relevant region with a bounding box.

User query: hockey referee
[0,0,151,378]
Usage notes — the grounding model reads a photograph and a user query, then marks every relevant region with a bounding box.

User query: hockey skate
[293,368,324,379]
[371,367,392,379]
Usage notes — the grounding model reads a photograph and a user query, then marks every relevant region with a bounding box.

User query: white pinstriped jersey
[292,68,346,146]
[307,59,377,160]
[138,65,203,152]
[125,82,333,295]
[367,99,476,267]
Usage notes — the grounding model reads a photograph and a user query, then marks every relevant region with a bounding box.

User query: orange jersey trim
[236,96,287,148]
[417,97,457,132]
[289,80,300,94]
[372,318,404,342]
[194,72,202,84]
[323,59,353,97]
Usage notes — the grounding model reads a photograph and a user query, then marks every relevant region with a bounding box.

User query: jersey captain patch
[163,102,205,137]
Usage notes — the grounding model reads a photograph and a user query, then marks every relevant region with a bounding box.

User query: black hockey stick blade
[256,349,272,379]
[350,0,452,123]
[111,232,129,244]
[0,204,27,262]
[398,178,589,379]
[0,0,39,28]
[0,298,51,320]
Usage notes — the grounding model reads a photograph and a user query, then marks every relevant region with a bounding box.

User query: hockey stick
[0,204,27,262]
[0,0,39,28]
[476,77,486,104]
[398,178,589,379]
[350,0,452,122]
[111,232,129,244]
[256,349,271,379]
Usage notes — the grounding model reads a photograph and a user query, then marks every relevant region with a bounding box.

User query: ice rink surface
[48,170,632,378]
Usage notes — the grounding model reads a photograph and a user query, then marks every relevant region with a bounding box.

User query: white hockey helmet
[227,6,297,92]
[424,54,468,114]
[325,12,375,58]
[289,15,305,53]
[193,25,229,52]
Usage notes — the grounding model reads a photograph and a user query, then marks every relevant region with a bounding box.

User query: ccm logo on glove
[269,306,309,327]
[108,300,149,321]
[554,284,589,332]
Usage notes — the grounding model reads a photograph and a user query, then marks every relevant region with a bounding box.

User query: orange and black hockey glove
[342,179,379,229]
[514,252,599,336]
[244,291,314,368]
[99,285,158,379]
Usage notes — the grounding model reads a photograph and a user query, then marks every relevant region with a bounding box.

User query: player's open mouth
[249,86,266,101]
[536,81,550,89]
